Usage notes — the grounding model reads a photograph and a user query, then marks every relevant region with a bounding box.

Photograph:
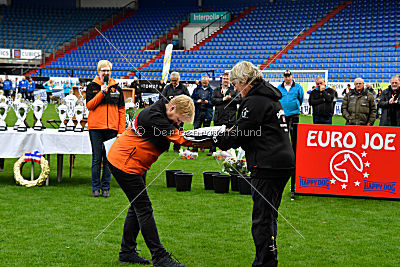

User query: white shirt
[285,83,292,92]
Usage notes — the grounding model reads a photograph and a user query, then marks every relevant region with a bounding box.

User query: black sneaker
[92,190,100,197]
[119,251,150,265]
[152,253,184,267]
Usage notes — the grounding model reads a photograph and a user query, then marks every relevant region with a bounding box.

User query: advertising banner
[12,49,42,59]
[0,48,10,58]
[190,12,230,23]
[296,124,400,199]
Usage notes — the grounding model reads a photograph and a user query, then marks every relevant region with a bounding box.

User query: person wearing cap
[276,70,304,153]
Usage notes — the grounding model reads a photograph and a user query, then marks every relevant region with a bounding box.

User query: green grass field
[0,105,399,266]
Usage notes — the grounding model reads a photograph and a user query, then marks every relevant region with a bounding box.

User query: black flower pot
[213,174,230,194]
[175,172,193,192]
[239,176,252,195]
[230,174,239,191]
[203,171,220,190]
[165,169,182,188]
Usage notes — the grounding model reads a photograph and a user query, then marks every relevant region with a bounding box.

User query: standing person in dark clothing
[161,72,190,152]
[86,60,126,198]
[108,95,199,266]
[209,72,241,155]
[309,77,334,124]
[342,77,376,126]
[378,76,400,126]
[157,78,166,95]
[191,74,214,153]
[131,77,142,107]
[213,61,294,267]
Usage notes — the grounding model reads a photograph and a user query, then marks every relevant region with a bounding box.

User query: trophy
[64,93,78,131]
[0,90,11,131]
[74,100,84,132]
[55,99,67,132]
[125,98,139,126]
[79,87,89,131]
[14,98,30,132]
[12,93,23,130]
[32,95,48,131]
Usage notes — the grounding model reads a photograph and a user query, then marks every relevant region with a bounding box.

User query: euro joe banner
[296,124,399,199]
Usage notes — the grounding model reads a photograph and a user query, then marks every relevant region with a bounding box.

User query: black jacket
[161,83,190,101]
[211,85,241,126]
[213,80,295,178]
[378,86,400,126]
[309,88,335,117]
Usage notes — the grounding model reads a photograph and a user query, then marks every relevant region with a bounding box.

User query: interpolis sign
[296,124,399,199]
[190,12,230,23]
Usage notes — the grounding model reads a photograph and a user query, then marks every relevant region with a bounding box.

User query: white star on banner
[341,184,347,189]
[361,151,367,157]
[354,180,361,186]
[363,172,369,178]
[364,161,371,167]
[330,178,336,184]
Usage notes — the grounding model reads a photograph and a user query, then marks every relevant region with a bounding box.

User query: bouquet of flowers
[214,148,249,175]
[179,149,198,160]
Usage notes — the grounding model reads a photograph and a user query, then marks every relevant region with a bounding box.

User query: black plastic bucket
[230,174,239,191]
[175,172,193,192]
[239,176,252,195]
[213,174,230,194]
[203,171,220,190]
[165,169,182,188]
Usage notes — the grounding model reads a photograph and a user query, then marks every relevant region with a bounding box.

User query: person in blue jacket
[43,80,55,103]
[3,75,13,97]
[191,74,214,152]
[276,70,304,153]
[18,76,29,99]
[63,80,72,97]
[27,77,35,101]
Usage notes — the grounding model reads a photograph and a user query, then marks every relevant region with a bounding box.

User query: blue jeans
[89,129,118,191]
[313,115,332,125]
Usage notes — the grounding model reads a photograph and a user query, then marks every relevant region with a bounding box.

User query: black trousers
[251,176,290,267]
[109,164,166,259]
[286,115,298,198]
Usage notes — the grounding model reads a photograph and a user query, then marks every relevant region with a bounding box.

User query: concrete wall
[183,23,225,50]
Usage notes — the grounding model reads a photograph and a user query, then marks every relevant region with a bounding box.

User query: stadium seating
[0,5,116,54]
[7,0,397,82]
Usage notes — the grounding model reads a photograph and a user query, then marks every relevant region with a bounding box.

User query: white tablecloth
[0,128,92,158]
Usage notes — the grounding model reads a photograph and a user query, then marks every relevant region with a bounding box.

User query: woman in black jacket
[213,61,295,267]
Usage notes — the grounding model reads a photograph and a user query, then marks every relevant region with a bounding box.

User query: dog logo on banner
[329,150,367,189]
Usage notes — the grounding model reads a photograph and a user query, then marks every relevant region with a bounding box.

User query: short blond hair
[229,61,263,86]
[168,95,195,123]
[97,60,112,71]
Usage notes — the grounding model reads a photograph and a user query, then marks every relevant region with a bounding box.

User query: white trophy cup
[32,95,48,131]
[15,98,30,132]
[64,93,78,131]
[12,93,23,130]
[55,100,67,132]
[0,91,11,131]
[125,98,139,126]
[74,100,84,132]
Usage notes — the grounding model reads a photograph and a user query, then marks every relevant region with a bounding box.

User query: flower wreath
[14,151,50,187]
